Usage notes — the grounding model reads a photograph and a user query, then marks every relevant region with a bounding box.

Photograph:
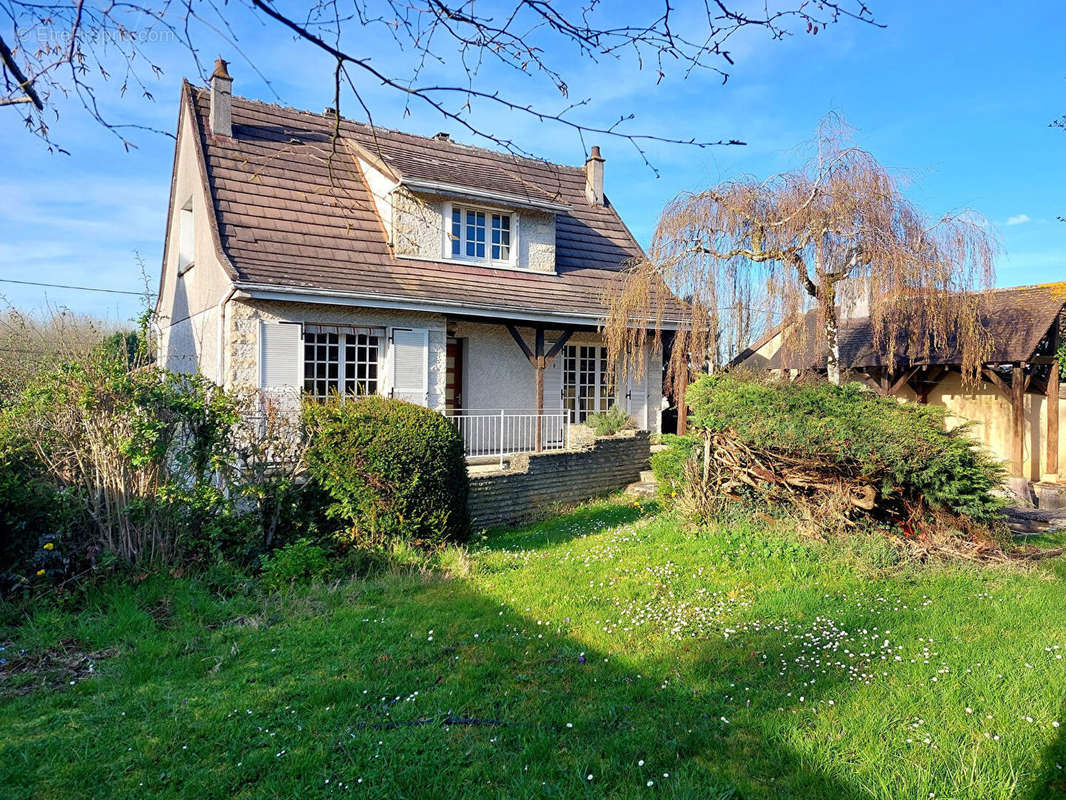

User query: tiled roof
[186,83,677,322]
[738,282,1066,370]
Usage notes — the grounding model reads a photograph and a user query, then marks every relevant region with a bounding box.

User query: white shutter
[543,340,564,411]
[390,327,429,405]
[259,321,302,390]
[625,364,649,431]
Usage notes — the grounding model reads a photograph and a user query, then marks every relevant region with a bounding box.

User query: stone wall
[226,299,449,410]
[388,186,557,273]
[467,432,651,529]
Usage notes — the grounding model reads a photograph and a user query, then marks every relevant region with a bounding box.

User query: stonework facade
[386,186,557,274]
[226,299,448,410]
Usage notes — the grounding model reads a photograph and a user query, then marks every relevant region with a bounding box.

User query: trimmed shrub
[685,374,1005,524]
[304,396,470,548]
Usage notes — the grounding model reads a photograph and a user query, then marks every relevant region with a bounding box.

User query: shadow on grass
[482,497,660,553]
[0,553,884,799]
[1030,702,1066,799]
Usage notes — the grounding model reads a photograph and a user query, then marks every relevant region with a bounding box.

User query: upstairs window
[449,205,512,264]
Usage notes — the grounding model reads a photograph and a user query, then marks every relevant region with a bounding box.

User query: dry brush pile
[654,375,1031,560]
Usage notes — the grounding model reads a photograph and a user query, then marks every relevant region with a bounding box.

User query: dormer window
[448,204,514,265]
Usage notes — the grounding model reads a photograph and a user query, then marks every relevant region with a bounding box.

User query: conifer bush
[670,374,1006,538]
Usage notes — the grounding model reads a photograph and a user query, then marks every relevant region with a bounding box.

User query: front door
[445,337,464,411]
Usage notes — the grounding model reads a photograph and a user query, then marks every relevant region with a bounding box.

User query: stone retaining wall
[467,432,651,529]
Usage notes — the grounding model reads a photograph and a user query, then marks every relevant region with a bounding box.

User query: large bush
[685,374,1005,525]
[10,350,240,567]
[304,396,469,548]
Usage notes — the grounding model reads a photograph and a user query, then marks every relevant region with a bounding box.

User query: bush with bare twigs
[0,342,326,589]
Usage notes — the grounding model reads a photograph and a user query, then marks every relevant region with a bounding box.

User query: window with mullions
[304,330,379,400]
[450,205,511,263]
[563,345,612,423]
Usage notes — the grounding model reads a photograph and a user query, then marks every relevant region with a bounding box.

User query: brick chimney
[210,57,233,137]
[585,145,605,206]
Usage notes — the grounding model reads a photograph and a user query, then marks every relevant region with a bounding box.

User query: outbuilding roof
[736,282,1066,371]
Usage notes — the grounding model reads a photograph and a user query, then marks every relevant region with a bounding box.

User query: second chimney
[210,57,233,137]
[585,145,605,206]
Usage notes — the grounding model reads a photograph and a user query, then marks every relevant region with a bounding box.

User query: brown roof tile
[188,86,677,322]
[741,283,1066,370]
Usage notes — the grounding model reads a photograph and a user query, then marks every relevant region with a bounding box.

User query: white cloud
[1006,213,1031,226]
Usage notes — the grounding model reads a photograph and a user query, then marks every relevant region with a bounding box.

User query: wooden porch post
[505,324,573,453]
[1012,363,1026,478]
[534,328,545,452]
[1047,360,1060,480]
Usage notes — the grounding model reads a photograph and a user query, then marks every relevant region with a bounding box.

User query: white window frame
[302,326,383,401]
[442,201,518,267]
[563,344,613,423]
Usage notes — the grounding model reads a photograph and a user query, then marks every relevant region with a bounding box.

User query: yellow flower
[36,569,45,576]
[43,542,54,550]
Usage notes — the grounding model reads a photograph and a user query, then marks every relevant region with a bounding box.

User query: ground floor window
[563,345,611,423]
[304,329,379,400]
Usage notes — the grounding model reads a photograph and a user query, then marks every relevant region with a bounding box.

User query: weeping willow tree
[604,116,999,398]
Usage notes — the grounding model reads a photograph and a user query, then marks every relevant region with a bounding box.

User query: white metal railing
[443,409,569,467]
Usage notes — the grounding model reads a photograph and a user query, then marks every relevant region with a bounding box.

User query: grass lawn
[3,499,1066,799]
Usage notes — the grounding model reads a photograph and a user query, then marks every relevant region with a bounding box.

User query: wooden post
[506,324,573,452]
[1012,363,1026,478]
[534,328,545,452]
[677,366,689,436]
[1047,360,1060,480]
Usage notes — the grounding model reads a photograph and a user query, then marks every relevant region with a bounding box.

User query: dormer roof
[183,83,681,324]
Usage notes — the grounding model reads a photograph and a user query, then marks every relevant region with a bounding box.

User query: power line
[0,278,151,297]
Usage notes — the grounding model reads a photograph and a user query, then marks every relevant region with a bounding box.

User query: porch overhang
[232,282,681,330]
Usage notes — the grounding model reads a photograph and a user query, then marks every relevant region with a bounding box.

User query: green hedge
[304,397,470,548]
[650,433,700,498]
[685,375,1005,523]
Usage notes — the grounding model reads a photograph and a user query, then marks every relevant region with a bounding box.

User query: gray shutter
[390,327,429,405]
[259,321,302,390]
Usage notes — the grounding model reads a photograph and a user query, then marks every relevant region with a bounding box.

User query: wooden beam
[1048,361,1060,479]
[879,371,891,396]
[1012,363,1026,478]
[544,330,573,364]
[505,324,534,365]
[982,367,1011,400]
[889,367,920,397]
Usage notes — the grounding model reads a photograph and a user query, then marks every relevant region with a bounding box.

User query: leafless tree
[2,0,879,155]
[603,115,999,395]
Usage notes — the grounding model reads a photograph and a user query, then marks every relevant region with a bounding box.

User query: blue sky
[1,0,1063,323]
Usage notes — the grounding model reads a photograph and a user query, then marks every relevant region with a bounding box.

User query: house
[734,282,1066,491]
[156,60,678,455]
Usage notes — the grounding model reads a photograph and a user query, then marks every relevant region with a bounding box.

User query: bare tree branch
[1,0,880,158]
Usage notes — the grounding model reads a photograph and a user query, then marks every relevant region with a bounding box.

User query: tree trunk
[822,283,842,385]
